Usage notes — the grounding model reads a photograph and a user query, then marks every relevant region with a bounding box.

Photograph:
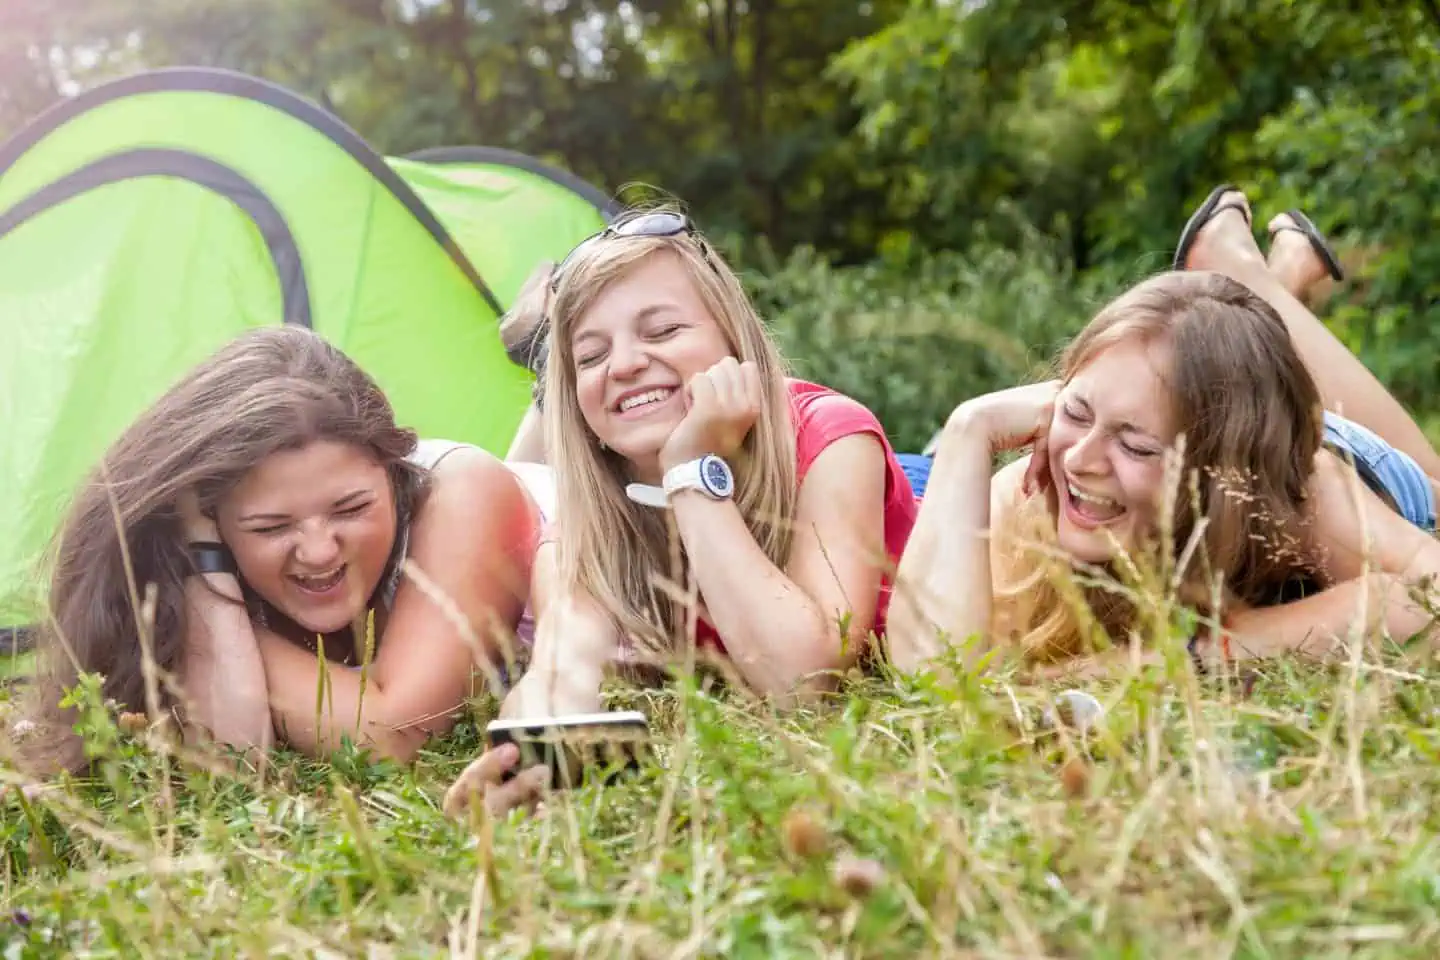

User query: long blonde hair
[995,271,1326,661]
[542,207,798,652]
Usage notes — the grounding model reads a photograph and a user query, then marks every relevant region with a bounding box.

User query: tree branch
[703,0,721,54]
[445,0,483,139]
[1420,0,1440,35]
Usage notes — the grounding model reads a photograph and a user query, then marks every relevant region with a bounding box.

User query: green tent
[0,66,615,632]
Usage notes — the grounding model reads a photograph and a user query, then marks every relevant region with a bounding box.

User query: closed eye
[1121,441,1160,459]
[336,502,370,518]
[249,522,289,535]
[646,323,682,340]
[576,349,607,368]
[1061,403,1091,425]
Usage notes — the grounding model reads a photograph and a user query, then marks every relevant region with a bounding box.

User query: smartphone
[485,710,651,787]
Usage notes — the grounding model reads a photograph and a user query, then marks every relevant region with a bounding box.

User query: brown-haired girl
[18,326,552,772]
[889,189,1438,674]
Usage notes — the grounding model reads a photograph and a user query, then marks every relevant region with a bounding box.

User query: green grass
[4,650,1440,957]
[0,652,32,681]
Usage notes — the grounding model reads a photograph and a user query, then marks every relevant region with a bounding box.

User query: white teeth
[1068,483,1120,508]
[293,567,343,588]
[618,388,674,412]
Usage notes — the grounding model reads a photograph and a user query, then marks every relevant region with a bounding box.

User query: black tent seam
[0,147,312,327]
[0,66,503,316]
[404,145,621,220]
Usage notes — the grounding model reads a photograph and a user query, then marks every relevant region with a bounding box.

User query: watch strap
[624,482,670,508]
[662,459,706,498]
[624,456,732,508]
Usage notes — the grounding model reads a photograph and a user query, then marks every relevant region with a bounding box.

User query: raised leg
[1182,191,1440,482]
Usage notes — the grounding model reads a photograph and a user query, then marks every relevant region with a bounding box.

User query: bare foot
[1266,213,1333,305]
[1182,190,1266,274]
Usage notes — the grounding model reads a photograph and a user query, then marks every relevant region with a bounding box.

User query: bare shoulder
[1305,447,1381,540]
[1306,448,1440,580]
[411,447,537,550]
[796,432,886,502]
[991,454,1029,512]
[424,448,527,510]
[427,444,510,487]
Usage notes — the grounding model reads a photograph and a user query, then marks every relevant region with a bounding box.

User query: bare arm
[888,408,1009,673]
[441,540,621,820]
[505,403,547,464]
[180,572,274,752]
[177,500,273,752]
[1226,450,1440,657]
[887,381,1059,676]
[497,540,618,719]
[258,449,537,762]
[671,434,889,697]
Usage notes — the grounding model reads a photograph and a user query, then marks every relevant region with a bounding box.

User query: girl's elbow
[782,670,841,707]
[880,623,930,674]
[328,720,437,765]
[190,718,273,757]
[765,629,855,702]
[1371,574,1440,642]
[367,731,427,765]
[734,651,818,703]
[345,696,462,764]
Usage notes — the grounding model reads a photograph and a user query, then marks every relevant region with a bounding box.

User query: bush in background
[735,228,1127,453]
[1247,56,1440,418]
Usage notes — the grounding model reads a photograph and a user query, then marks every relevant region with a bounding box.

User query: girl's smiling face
[217,440,397,634]
[1046,338,1176,564]
[570,252,734,477]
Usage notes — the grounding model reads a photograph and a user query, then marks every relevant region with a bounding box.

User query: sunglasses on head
[549,211,718,292]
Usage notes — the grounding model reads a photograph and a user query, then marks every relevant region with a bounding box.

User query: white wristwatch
[626,454,735,508]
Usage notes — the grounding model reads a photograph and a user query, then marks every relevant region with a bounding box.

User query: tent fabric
[0,66,613,629]
[0,147,312,324]
[397,147,620,311]
[0,67,499,311]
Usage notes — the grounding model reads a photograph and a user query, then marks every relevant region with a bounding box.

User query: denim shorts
[1322,411,1437,532]
[896,452,934,500]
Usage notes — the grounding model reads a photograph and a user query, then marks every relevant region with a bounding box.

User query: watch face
[700,455,734,497]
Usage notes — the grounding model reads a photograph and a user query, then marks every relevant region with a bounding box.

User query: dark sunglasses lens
[551,213,691,291]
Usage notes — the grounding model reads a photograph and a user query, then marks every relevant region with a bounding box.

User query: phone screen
[487,715,650,787]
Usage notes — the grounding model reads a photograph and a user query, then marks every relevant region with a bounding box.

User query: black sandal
[1268,209,1345,282]
[1173,183,1252,270]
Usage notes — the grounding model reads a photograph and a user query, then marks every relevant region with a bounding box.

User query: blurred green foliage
[2,0,1435,436]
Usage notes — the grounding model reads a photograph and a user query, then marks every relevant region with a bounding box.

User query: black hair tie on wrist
[188,541,237,577]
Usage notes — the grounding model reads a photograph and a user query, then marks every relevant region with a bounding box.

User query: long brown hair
[17,327,427,773]
[997,271,1325,660]
[542,206,798,654]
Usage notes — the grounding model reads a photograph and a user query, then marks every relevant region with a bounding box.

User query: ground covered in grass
[3,651,1440,958]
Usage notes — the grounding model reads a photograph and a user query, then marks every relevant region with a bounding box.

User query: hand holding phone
[442,741,550,820]
[444,711,652,822]
[485,710,651,789]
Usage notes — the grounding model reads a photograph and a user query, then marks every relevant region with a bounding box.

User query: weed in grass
[3,647,1440,956]
[3,376,1439,956]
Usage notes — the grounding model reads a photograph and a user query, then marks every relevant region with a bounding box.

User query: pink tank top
[692,378,918,653]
